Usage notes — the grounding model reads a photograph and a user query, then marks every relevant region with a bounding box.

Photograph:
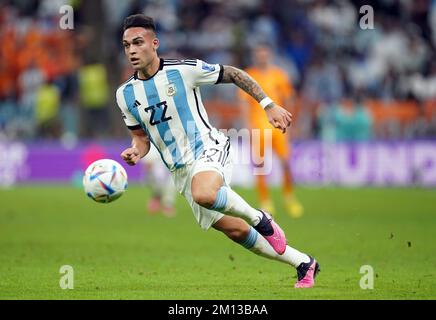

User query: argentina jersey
[116,58,225,171]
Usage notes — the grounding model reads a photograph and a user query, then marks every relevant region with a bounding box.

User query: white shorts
[171,132,233,230]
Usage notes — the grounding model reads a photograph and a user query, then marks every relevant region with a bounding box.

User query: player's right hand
[121,147,140,166]
[265,104,293,133]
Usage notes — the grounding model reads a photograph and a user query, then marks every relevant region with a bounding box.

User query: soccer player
[238,43,303,218]
[116,14,319,288]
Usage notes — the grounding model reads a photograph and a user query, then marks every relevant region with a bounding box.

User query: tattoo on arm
[221,65,267,103]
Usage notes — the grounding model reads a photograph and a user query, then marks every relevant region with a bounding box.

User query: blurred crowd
[1,0,436,143]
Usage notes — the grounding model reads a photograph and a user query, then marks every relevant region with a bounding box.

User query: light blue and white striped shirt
[116,58,225,171]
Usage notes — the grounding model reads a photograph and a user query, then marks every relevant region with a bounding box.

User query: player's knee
[192,188,217,208]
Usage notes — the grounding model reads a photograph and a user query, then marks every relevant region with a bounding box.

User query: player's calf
[212,216,251,243]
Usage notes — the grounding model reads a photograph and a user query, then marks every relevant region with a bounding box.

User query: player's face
[253,46,271,67]
[122,27,159,70]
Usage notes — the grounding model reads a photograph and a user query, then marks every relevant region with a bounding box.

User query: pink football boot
[147,197,161,214]
[294,256,320,288]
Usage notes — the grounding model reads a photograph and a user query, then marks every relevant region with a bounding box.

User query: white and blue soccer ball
[83,159,128,203]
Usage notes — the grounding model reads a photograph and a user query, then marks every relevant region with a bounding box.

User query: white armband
[260,97,273,109]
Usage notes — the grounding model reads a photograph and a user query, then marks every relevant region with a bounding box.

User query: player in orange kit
[238,43,303,218]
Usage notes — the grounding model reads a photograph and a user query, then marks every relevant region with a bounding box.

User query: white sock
[161,177,176,207]
[211,186,263,226]
[240,227,310,268]
[146,165,160,195]
[147,164,175,206]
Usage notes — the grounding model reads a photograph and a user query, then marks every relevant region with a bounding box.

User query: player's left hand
[265,104,292,133]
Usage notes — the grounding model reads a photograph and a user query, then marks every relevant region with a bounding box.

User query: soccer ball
[83,159,128,203]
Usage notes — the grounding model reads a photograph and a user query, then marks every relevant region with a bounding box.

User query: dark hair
[123,14,156,33]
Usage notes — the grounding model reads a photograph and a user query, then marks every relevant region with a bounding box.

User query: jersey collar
[134,58,164,81]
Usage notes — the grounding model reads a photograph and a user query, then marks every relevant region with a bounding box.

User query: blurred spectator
[78,64,109,138]
[318,95,373,142]
[284,30,313,76]
[35,81,60,138]
[334,96,373,142]
[303,51,344,104]
[1,0,436,141]
[408,60,436,101]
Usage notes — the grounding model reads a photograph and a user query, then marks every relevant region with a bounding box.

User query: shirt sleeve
[191,59,224,87]
[116,87,141,130]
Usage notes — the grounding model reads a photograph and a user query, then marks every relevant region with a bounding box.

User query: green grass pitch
[0,185,435,299]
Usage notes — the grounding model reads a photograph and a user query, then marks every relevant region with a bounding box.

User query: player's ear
[152,38,159,51]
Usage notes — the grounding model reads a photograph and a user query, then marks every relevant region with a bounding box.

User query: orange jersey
[238,66,293,128]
